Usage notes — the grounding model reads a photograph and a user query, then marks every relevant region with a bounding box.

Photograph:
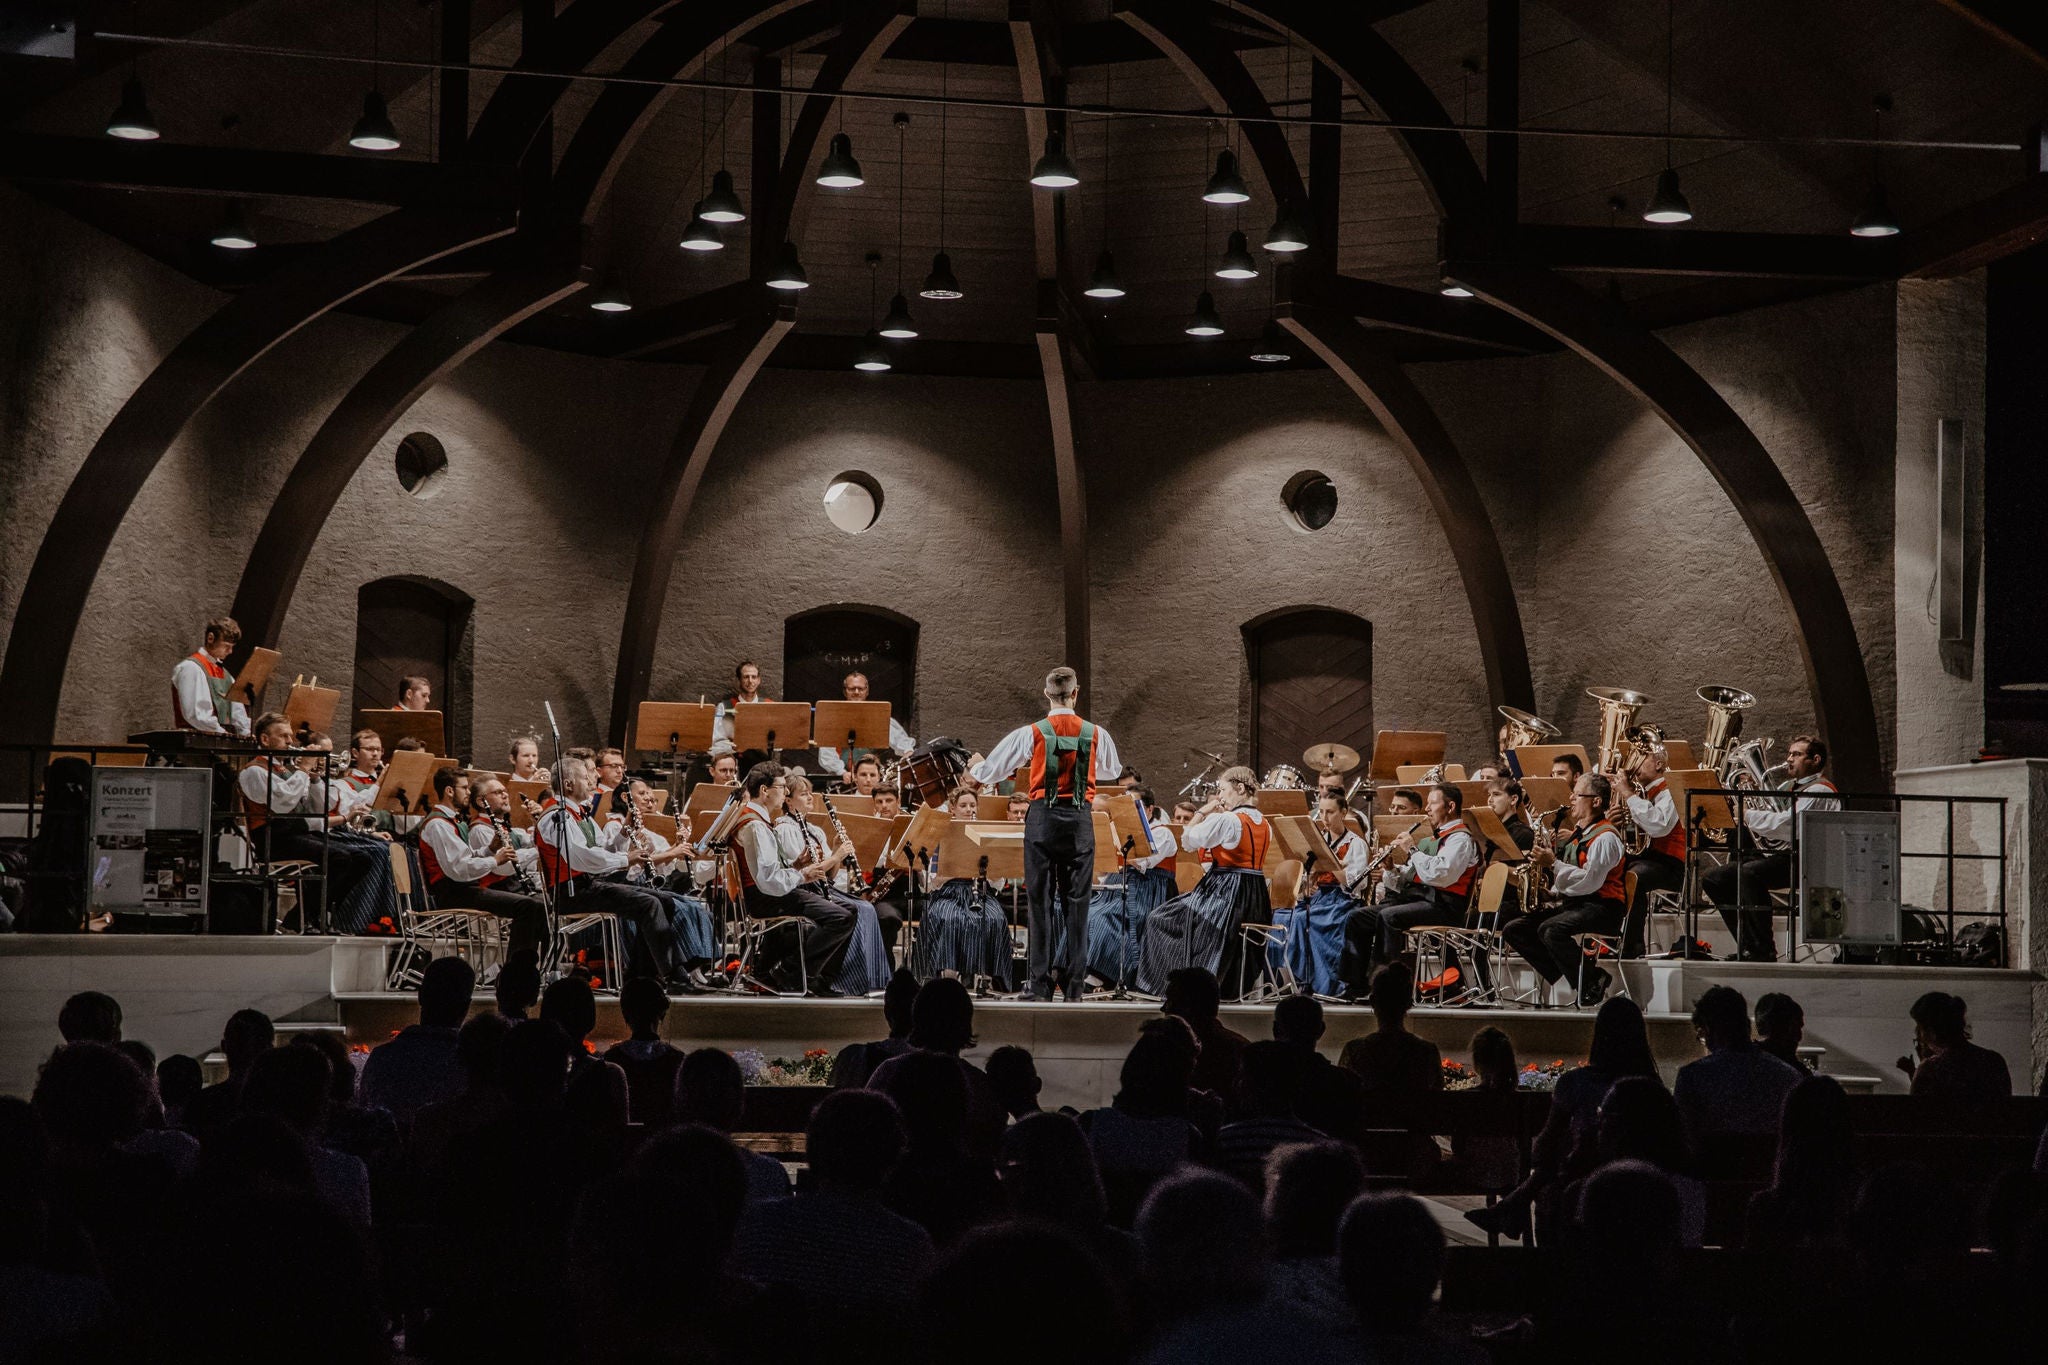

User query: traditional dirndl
[1270,881,1357,997]
[1135,867,1270,997]
[653,887,719,963]
[830,891,893,995]
[912,878,1012,986]
[1087,866,1178,987]
[325,829,399,935]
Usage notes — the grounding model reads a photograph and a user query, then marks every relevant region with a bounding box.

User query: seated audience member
[675,1047,792,1202]
[1339,1192,1487,1363]
[1214,1042,1321,1192]
[1569,1076,1704,1247]
[494,949,543,1020]
[292,1030,397,1172]
[1469,996,1662,1242]
[985,1044,1045,1120]
[1264,1141,1367,1332]
[1556,1162,1717,1362]
[603,977,686,1127]
[1336,963,1443,1096]
[1673,984,1801,1141]
[239,1044,372,1227]
[1755,991,1810,1071]
[409,1011,511,1175]
[920,1222,1131,1365]
[731,1089,935,1312]
[1271,995,1365,1142]
[1745,1074,1856,1253]
[31,1042,176,1300]
[540,976,630,1138]
[1163,968,1248,1100]
[155,1053,204,1128]
[867,977,1004,1157]
[179,1008,275,1142]
[1081,1023,1209,1227]
[879,1049,1007,1246]
[57,990,123,1045]
[1447,1026,1522,1193]
[999,1111,1139,1285]
[1904,990,2012,1101]
[829,967,918,1089]
[360,955,474,1124]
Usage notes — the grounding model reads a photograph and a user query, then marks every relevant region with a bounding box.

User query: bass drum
[1259,764,1303,791]
[900,739,968,809]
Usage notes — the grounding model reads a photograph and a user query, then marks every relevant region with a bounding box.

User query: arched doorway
[1243,608,1373,779]
[351,577,474,755]
[783,605,920,732]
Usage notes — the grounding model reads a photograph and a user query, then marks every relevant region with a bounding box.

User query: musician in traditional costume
[968,667,1123,1000]
[237,713,394,934]
[734,761,890,996]
[1136,766,1268,997]
[816,671,917,780]
[170,616,250,735]
[908,789,1013,988]
[507,734,550,787]
[418,768,546,958]
[1080,786,1177,989]
[593,747,627,802]
[1348,783,1480,998]
[608,777,720,988]
[1702,735,1838,962]
[1501,774,1628,1005]
[845,755,884,797]
[1270,789,1372,997]
[1611,744,1685,957]
[397,675,432,712]
[708,747,740,787]
[534,756,688,990]
[1485,778,1537,854]
[713,660,766,754]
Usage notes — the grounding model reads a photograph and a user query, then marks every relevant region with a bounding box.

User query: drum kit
[1177,740,1365,803]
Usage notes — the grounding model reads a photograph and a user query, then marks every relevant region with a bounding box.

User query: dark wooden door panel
[783,608,920,732]
[353,579,456,736]
[1248,610,1373,777]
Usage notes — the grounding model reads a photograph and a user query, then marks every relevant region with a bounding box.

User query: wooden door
[352,579,464,736]
[1246,609,1373,778]
[783,607,919,725]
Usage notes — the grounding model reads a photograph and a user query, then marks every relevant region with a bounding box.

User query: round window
[1282,470,1337,532]
[823,471,884,534]
[395,432,449,499]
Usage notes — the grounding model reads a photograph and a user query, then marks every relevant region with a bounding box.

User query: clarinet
[617,789,659,883]
[483,807,543,895]
[819,796,870,892]
[1348,819,1428,896]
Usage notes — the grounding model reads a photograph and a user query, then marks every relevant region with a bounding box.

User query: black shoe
[1062,986,1086,1003]
[1030,984,1055,1002]
[1578,965,1611,1006]
[808,985,846,999]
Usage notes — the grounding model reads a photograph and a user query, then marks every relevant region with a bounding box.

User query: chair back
[1473,862,1510,918]
[387,841,413,897]
[1269,858,1302,910]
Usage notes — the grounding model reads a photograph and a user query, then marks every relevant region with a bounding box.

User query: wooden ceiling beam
[1307,272,1552,353]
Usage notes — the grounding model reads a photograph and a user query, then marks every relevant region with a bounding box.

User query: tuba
[1496,705,1561,764]
[1585,687,1653,773]
[1696,685,1756,773]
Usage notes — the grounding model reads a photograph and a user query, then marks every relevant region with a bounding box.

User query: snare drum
[1259,764,1304,790]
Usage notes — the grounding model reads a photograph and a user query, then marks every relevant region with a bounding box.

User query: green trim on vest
[1035,718,1096,807]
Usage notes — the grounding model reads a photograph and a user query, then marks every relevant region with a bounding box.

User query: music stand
[1396,763,1466,783]
[1665,767,1736,950]
[1512,743,1589,780]
[949,824,1027,882]
[975,793,1014,820]
[360,708,446,756]
[1465,807,1527,862]
[831,811,897,879]
[643,811,680,842]
[1662,739,1699,770]
[1271,814,1342,884]
[1453,779,1495,814]
[590,788,614,824]
[506,779,549,828]
[897,804,950,872]
[372,750,455,818]
[1254,787,1310,815]
[283,683,340,743]
[1103,793,1156,859]
[686,782,738,816]
[1374,814,1431,846]
[828,793,877,818]
[632,701,716,756]
[1518,776,1576,816]
[1369,731,1446,783]
[733,702,813,758]
[1091,810,1123,878]
[1173,835,1205,894]
[231,647,280,711]
[814,700,891,758]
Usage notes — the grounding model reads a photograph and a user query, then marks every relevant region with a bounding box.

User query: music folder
[633,701,717,756]
[371,750,457,817]
[359,708,446,757]
[732,702,814,755]
[1369,731,1447,782]
[231,647,281,710]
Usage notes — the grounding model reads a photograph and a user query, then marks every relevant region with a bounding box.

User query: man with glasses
[731,761,874,995]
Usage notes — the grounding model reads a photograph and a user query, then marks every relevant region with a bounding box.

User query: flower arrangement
[1441,1057,1577,1091]
[736,1047,835,1087]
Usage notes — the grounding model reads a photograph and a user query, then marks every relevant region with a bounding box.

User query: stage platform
[0,935,2037,1109]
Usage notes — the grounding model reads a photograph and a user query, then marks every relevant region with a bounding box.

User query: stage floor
[1,935,2037,1108]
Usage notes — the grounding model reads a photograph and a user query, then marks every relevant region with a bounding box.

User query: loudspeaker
[207,875,276,936]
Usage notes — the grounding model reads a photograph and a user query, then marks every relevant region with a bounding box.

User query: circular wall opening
[823,471,884,534]
[1282,470,1338,532]
[394,432,449,498]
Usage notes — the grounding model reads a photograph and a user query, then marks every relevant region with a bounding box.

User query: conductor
[969,666,1123,1001]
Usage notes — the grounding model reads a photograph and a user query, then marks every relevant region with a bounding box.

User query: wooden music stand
[590,788,614,824]
[360,708,446,756]
[732,702,813,755]
[282,682,338,740]
[632,701,717,757]
[643,811,680,842]
[506,779,549,828]
[1465,806,1527,862]
[372,750,455,818]
[1091,810,1122,877]
[1374,814,1431,846]
[1519,775,1576,815]
[1513,743,1589,779]
[1662,739,1698,770]
[826,793,876,818]
[895,803,951,872]
[1103,793,1160,860]
[1173,836,1206,894]
[1665,767,1736,835]
[813,700,892,757]
[231,647,280,711]
[1396,763,1466,784]
[831,811,898,875]
[975,793,1015,820]
[942,823,1026,882]
[1255,787,1311,815]
[1369,731,1446,782]
[686,782,738,815]
[1270,814,1343,884]
[1453,779,1496,814]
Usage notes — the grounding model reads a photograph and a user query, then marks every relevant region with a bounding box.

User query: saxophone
[819,795,870,892]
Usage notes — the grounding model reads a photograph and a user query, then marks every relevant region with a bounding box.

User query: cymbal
[1302,742,1360,775]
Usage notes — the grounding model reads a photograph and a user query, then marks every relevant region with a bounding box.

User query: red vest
[172,651,230,730]
[534,797,595,889]
[1571,820,1629,902]
[1026,714,1098,802]
[1209,810,1271,871]
[1435,819,1477,898]
[729,807,769,892]
[419,810,502,889]
[1314,829,1361,887]
[239,760,290,830]
[1642,780,1688,860]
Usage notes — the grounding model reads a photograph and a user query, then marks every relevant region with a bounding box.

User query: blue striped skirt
[1136,868,1270,997]
[913,878,1013,986]
[830,891,893,995]
[1085,867,1178,986]
[1269,882,1359,997]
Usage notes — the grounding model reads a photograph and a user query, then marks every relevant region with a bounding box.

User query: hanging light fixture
[922,10,963,300]
[877,114,918,337]
[1185,290,1225,337]
[1642,0,1691,224]
[1085,250,1126,299]
[855,252,893,371]
[817,131,864,188]
[1249,320,1292,363]
[209,201,258,250]
[1030,131,1080,188]
[920,251,962,300]
[680,208,724,251]
[349,1,401,152]
[699,38,746,222]
[588,280,634,312]
[765,241,809,290]
[1850,95,1901,237]
[881,295,918,338]
[106,76,159,140]
[1263,208,1309,253]
[1441,281,1475,298]
[1204,147,1250,204]
[1216,230,1260,280]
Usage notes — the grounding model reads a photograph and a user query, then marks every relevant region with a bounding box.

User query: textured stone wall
[0,200,1934,794]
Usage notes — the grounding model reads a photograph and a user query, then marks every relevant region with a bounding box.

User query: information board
[88,766,213,919]
[1797,808,1901,945]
